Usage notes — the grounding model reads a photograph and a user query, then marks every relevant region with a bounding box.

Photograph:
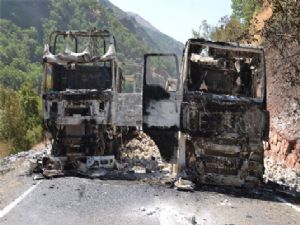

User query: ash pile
[119,131,164,173]
[118,132,194,190]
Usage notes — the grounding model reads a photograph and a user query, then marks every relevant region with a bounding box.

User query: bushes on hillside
[0,84,42,153]
[0,19,43,153]
[192,0,263,42]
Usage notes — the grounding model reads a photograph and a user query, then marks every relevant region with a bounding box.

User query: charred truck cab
[181,39,269,187]
[143,39,269,187]
[42,30,142,168]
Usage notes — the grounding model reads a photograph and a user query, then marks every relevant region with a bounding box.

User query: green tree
[0,19,42,91]
[192,20,213,40]
[18,83,41,128]
[0,84,4,109]
[211,16,245,42]
[0,85,42,153]
[192,0,263,42]
[0,88,28,151]
[231,0,262,26]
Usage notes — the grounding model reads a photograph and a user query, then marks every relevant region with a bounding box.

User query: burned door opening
[142,54,180,161]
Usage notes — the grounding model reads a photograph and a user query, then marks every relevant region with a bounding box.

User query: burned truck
[42,30,142,169]
[42,31,268,186]
[143,39,269,187]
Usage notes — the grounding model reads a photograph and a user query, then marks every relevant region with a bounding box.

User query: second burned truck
[42,30,269,187]
[143,39,269,187]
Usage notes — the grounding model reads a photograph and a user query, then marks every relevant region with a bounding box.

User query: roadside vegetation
[0,20,42,154]
[193,0,263,41]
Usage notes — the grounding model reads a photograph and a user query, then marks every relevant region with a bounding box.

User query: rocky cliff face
[264,39,300,171]
[253,0,300,189]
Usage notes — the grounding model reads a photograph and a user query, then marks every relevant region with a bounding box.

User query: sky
[109,0,232,43]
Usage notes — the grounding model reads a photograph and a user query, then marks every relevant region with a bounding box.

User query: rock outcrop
[252,0,300,190]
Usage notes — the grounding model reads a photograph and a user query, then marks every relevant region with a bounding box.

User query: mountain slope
[99,0,183,56]
[0,0,183,58]
[126,12,159,32]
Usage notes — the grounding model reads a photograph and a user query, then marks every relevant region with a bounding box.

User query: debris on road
[264,158,300,192]
[88,168,108,178]
[131,166,147,174]
[33,174,44,180]
[24,132,178,186]
[174,177,195,191]
[0,144,49,176]
[42,156,64,178]
[120,132,163,172]
[1,133,298,197]
[219,199,232,206]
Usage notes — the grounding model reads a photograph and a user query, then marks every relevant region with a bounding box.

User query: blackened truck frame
[142,39,269,186]
[42,30,142,168]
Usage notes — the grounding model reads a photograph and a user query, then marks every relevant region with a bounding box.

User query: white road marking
[0,181,42,218]
[275,196,300,213]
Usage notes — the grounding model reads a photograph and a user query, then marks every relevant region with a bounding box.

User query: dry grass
[0,142,10,158]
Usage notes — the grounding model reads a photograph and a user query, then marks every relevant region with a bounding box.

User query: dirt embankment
[251,0,300,188]
[264,43,300,170]
[263,2,299,170]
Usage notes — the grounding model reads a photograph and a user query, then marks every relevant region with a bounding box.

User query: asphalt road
[1,176,300,225]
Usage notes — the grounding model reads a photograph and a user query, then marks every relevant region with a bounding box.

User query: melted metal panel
[116,93,142,126]
[144,99,180,128]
